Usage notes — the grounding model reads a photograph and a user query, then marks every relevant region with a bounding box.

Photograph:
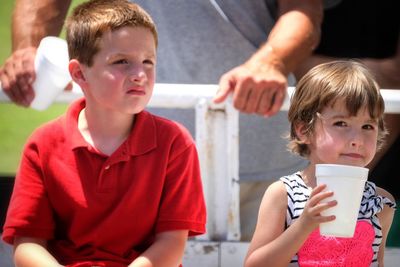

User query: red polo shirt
[3,98,206,266]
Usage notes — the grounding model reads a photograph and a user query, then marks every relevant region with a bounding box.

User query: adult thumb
[213,76,233,103]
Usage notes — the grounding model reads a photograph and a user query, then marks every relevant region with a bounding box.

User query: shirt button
[104,165,110,170]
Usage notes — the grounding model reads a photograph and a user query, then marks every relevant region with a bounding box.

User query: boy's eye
[333,121,347,127]
[143,59,154,65]
[113,59,128,64]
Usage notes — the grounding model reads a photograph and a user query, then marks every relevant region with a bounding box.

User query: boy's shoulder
[19,114,68,162]
[145,110,194,143]
[28,114,67,143]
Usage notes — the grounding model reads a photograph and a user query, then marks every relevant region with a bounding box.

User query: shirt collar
[65,98,157,156]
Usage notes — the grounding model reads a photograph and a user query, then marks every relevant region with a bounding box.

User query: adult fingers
[12,57,35,106]
[18,49,36,105]
[255,86,275,115]
[267,88,286,116]
[0,62,26,106]
[243,85,265,114]
[1,50,36,106]
[19,52,36,94]
[0,69,18,103]
[232,78,252,112]
[214,72,234,103]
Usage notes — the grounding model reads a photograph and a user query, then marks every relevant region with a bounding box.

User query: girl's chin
[333,161,366,168]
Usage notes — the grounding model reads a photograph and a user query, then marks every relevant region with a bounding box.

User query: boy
[2,1,206,266]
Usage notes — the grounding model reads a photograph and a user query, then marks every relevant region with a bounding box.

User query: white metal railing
[2,84,400,113]
[2,85,400,266]
[2,84,400,242]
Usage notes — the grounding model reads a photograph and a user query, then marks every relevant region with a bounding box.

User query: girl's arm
[128,230,188,267]
[245,181,336,267]
[14,237,63,267]
[376,187,395,267]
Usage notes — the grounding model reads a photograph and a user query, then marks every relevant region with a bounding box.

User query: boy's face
[80,26,156,114]
[307,100,378,167]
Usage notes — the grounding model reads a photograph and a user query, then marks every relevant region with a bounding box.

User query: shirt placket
[96,147,130,193]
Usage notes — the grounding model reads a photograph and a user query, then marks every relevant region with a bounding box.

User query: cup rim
[315,164,369,179]
[36,37,69,70]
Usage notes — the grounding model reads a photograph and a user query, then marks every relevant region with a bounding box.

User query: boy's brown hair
[288,60,387,157]
[65,0,158,66]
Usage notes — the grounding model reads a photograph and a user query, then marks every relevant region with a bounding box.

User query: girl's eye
[362,124,376,130]
[333,121,347,127]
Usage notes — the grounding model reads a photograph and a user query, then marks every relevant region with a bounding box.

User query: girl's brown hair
[288,60,387,157]
[65,0,158,66]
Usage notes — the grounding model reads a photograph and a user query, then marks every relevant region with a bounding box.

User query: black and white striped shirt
[280,172,396,266]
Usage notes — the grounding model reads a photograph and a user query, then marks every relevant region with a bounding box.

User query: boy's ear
[294,123,311,144]
[69,59,88,88]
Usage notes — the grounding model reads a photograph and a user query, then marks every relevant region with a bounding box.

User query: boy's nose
[129,66,146,82]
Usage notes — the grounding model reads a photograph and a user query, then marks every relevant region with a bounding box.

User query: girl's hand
[297,184,337,233]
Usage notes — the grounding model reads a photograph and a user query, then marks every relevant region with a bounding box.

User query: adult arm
[14,237,63,267]
[128,230,188,267]
[214,0,323,116]
[0,0,71,106]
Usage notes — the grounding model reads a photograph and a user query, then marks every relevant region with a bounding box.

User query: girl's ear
[69,59,88,89]
[294,123,311,144]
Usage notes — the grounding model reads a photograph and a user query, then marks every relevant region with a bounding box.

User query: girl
[245,61,396,267]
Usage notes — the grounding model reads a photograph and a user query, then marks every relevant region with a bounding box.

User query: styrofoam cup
[30,37,71,110]
[316,164,369,237]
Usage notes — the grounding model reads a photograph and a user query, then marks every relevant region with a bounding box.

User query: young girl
[245,61,396,267]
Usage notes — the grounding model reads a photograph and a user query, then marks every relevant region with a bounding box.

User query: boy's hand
[297,184,337,233]
[128,230,188,267]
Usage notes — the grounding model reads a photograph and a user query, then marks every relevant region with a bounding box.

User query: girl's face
[307,100,379,167]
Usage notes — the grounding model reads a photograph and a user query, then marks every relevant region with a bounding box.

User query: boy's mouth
[127,87,146,95]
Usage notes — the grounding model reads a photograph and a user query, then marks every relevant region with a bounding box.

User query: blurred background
[0,0,86,230]
[0,0,85,175]
[0,0,399,248]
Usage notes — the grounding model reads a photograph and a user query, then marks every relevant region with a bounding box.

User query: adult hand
[213,58,287,117]
[0,46,37,106]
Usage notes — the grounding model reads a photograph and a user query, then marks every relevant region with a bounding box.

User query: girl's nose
[350,129,363,147]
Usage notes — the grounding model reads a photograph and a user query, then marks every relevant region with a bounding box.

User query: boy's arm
[376,187,396,266]
[14,237,63,267]
[128,230,188,267]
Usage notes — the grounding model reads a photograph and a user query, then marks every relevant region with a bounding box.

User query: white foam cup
[30,36,71,110]
[315,164,369,237]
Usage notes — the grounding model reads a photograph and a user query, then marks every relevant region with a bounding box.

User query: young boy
[2,1,206,266]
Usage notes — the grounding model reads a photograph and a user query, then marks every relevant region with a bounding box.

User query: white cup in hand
[30,36,71,110]
[316,164,369,238]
